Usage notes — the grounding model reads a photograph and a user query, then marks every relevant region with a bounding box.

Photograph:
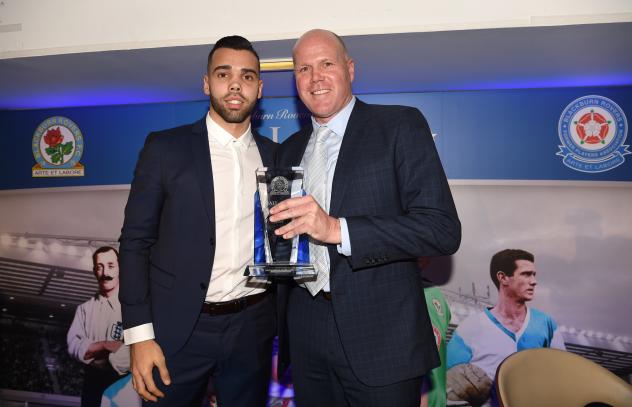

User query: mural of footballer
[446,249,565,406]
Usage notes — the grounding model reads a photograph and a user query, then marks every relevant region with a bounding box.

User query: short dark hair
[92,246,119,271]
[490,249,534,289]
[207,35,260,72]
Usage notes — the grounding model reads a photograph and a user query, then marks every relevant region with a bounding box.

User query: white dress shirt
[204,114,267,302]
[123,114,266,345]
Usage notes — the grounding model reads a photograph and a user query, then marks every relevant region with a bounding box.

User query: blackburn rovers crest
[557,95,629,173]
[32,116,85,177]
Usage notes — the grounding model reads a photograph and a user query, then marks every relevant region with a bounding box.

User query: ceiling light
[17,237,28,248]
[0,234,11,246]
[49,241,62,254]
[260,58,293,72]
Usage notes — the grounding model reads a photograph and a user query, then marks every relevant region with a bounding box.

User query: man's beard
[210,93,256,124]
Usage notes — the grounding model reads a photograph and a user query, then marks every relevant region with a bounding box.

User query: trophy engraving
[246,167,316,277]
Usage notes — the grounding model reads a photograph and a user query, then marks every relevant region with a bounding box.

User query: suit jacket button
[210,238,215,246]
[200,282,208,290]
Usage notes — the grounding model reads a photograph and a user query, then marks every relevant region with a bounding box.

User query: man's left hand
[269,195,341,244]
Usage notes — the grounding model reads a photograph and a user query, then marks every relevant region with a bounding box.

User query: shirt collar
[206,112,254,148]
[311,96,356,136]
[97,289,119,307]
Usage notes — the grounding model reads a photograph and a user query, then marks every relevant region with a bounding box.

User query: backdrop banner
[1,86,630,406]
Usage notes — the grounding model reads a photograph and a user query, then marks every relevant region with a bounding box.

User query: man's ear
[203,74,210,96]
[347,58,355,82]
[497,271,508,285]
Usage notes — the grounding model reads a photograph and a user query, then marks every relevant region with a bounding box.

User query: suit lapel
[330,100,368,216]
[190,116,215,233]
[289,126,312,167]
[253,130,273,167]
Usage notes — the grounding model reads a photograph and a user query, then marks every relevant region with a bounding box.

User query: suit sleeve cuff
[123,323,155,345]
[336,217,352,256]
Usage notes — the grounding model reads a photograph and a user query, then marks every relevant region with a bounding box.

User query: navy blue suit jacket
[276,99,461,386]
[119,116,277,356]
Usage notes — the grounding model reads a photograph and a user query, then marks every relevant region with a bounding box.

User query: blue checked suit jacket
[276,99,461,386]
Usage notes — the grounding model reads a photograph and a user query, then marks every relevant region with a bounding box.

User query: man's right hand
[130,339,171,402]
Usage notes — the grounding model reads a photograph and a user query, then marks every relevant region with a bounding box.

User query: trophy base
[245,262,316,278]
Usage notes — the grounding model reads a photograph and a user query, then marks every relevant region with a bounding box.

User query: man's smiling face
[293,30,355,124]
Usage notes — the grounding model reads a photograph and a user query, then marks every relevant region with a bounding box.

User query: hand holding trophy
[246,167,316,277]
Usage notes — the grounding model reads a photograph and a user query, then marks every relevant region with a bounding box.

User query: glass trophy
[246,167,316,277]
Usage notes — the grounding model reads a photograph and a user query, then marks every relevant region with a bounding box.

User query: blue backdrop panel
[1,101,207,189]
[1,86,630,190]
[361,87,632,182]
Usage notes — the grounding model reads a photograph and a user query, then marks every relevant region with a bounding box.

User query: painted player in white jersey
[446,249,565,406]
[67,246,132,406]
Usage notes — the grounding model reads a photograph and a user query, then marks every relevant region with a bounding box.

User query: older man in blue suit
[271,29,461,406]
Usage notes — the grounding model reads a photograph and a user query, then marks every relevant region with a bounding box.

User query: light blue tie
[304,126,332,295]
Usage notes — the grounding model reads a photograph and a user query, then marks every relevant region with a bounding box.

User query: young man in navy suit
[271,29,461,406]
[119,36,276,407]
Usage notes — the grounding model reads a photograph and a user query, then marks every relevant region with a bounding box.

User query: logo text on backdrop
[557,95,629,173]
[32,116,85,177]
